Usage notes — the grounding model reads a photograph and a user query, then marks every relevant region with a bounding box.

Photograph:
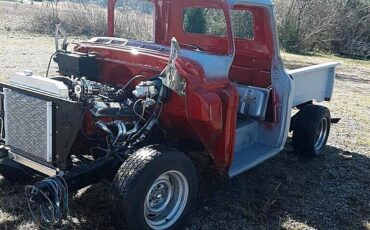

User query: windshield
[114,0,155,42]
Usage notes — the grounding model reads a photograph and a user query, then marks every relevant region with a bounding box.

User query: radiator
[3,88,52,163]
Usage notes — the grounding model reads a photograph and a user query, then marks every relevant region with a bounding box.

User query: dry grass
[0,2,369,230]
[0,1,153,41]
[54,2,152,41]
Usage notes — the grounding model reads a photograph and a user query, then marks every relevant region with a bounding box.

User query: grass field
[0,2,369,230]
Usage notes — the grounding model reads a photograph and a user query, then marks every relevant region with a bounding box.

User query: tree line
[275,0,369,56]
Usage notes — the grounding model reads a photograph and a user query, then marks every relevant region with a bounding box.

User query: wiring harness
[25,176,69,229]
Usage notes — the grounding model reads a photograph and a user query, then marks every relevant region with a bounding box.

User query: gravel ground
[0,2,369,230]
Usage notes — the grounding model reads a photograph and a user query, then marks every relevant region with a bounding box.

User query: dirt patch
[0,2,369,230]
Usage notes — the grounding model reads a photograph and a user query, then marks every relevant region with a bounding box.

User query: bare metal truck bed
[287,62,340,107]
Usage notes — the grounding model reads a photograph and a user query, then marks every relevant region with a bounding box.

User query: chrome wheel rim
[314,118,328,151]
[144,170,189,230]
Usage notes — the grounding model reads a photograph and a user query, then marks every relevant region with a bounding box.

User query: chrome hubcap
[314,118,328,151]
[144,170,189,230]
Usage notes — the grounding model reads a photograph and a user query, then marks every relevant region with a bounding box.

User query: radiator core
[3,88,52,163]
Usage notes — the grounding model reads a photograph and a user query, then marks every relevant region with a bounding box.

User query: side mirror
[169,37,180,65]
[159,37,186,96]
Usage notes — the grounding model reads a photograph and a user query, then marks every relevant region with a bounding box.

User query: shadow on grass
[0,142,368,230]
[335,73,370,84]
[0,178,35,228]
[0,219,22,229]
[189,141,370,230]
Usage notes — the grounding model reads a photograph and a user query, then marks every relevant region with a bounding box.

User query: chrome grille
[3,88,52,162]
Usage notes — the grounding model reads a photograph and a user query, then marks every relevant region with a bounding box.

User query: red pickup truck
[0,0,339,229]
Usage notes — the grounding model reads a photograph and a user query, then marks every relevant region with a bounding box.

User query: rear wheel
[292,105,331,157]
[111,145,197,230]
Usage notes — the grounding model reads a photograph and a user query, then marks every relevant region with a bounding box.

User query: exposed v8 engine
[64,75,166,157]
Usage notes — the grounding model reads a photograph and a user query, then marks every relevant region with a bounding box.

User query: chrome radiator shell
[3,88,53,163]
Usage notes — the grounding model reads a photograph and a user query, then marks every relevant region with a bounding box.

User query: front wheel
[111,145,197,230]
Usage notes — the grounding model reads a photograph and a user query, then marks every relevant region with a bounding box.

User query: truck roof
[226,0,273,6]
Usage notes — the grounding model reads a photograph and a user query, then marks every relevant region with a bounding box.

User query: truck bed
[287,62,340,107]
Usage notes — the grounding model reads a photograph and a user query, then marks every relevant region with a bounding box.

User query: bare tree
[275,0,369,56]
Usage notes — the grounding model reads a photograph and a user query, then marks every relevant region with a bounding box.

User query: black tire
[292,105,331,157]
[111,145,198,230]
[0,158,31,183]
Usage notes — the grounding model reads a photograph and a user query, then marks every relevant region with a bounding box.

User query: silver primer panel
[9,152,56,176]
[287,62,340,107]
[4,89,53,162]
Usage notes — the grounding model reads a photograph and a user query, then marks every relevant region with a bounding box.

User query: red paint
[77,0,276,175]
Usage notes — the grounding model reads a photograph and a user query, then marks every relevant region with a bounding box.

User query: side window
[232,9,254,40]
[183,8,227,37]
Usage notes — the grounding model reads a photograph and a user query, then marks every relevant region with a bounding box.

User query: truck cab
[93,0,338,176]
[0,0,339,229]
